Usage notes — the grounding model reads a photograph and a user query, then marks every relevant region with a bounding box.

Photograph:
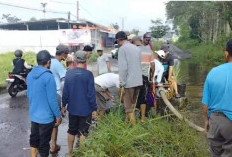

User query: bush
[74,108,209,157]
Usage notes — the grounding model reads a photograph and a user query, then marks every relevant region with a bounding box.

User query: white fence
[0,29,91,55]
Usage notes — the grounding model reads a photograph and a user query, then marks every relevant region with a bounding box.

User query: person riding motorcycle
[12,49,32,75]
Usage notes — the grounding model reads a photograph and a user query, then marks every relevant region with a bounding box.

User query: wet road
[0,56,118,157]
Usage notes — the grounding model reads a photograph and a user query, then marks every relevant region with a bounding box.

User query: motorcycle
[6,68,32,97]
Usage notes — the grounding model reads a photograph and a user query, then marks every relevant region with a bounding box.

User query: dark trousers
[208,113,232,157]
[30,121,54,157]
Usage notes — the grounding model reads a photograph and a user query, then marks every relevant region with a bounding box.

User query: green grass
[74,107,209,157]
[0,52,36,87]
[153,41,165,51]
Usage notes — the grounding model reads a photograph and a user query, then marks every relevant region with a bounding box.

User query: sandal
[50,145,61,154]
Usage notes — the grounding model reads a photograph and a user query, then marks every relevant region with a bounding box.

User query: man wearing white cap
[97,47,111,75]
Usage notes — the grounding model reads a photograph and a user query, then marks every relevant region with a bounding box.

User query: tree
[150,19,170,38]
[2,14,21,23]
[130,28,139,35]
[111,23,119,30]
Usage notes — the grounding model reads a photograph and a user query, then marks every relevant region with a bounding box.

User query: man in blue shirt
[62,50,97,157]
[27,50,62,157]
[202,39,232,156]
[50,44,69,154]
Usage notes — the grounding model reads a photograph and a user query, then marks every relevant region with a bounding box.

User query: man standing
[27,50,62,157]
[116,31,143,125]
[202,39,232,156]
[97,47,111,75]
[95,73,120,118]
[62,50,97,157]
[161,45,180,98]
[143,32,154,51]
[50,44,69,154]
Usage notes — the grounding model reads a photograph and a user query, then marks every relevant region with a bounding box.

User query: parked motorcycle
[6,68,32,97]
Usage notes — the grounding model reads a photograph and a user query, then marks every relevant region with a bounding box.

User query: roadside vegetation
[74,107,209,157]
[0,52,36,87]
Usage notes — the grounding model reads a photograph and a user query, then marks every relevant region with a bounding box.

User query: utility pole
[41,2,47,18]
[120,17,126,31]
[76,0,79,21]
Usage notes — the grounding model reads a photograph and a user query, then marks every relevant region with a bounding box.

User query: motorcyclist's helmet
[156,50,166,59]
[14,49,23,57]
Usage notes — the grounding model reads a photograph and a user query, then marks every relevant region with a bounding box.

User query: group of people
[13,30,181,157]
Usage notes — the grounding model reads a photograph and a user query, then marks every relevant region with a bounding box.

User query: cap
[161,45,169,52]
[132,36,142,42]
[226,39,232,55]
[143,32,152,39]
[74,50,87,63]
[83,45,93,51]
[115,31,127,40]
[128,34,136,40]
[96,46,103,51]
[56,44,69,55]
[156,50,166,59]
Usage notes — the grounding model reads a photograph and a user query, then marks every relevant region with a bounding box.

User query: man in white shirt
[95,73,120,118]
[97,47,111,75]
[154,50,165,84]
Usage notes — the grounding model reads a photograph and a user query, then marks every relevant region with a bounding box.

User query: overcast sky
[0,0,168,32]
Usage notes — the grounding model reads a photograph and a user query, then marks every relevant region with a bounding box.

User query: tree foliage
[111,23,119,30]
[2,14,21,23]
[166,1,232,43]
[149,19,170,38]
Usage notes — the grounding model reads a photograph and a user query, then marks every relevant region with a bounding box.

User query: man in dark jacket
[62,50,97,157]
[27,50,62,157]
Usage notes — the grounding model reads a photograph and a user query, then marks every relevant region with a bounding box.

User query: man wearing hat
[202,39,232,156]
[50,44,69,154]
[97,47,111,75]
[161,44,180,98]
[27,50,62,157]
[62,50,97,157]
[116,31,143,125]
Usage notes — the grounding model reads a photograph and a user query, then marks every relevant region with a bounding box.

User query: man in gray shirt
[116,31,143,125]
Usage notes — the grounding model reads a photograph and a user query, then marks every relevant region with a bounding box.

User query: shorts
[68,114,92,136]
[30,121,54,157]
[137,75,150,107]
[95,85,110,111]
[123,87,140,113]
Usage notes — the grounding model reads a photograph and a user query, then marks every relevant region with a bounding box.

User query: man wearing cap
[132,35,155,123]
[127,34,136,43]
[50,44,69,154]
[83,44,94,69]
[27,50,62,157]
[62,50,97,157]
[116,31,143,125]
[97,47,111,75]
[202,39,232,156]
[161,44,180,98]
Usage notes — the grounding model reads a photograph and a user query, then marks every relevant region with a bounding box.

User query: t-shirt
[154,59,164,83]
[50,58,67,95]
[95,73,119,89]
[161,53,174,72]
[97,54,109,75]
[202,63,232,121]
[139,45,155,77]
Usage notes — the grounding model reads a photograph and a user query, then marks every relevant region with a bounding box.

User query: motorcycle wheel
[8,83,18,97]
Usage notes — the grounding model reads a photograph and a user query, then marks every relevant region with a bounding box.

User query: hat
[115,31,127,40]
[161,45,169,52]
[226,39,232,55]
[143,32,152,39]
[128,34,136,40]
[74,50,87,63]
[83,45,93,51]
[96,46,103,51]
[56,44,69,55]
[156,50,165,59]
[132,36,142,42]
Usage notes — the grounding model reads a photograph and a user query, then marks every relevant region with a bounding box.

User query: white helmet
[156,50,166,59]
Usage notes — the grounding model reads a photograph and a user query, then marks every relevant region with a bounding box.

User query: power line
[50,0,76,5]
[0,2,68,15]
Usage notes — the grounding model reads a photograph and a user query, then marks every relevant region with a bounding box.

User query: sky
[0,0,168,32]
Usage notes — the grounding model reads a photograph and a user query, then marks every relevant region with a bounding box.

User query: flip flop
[50,145,61,154]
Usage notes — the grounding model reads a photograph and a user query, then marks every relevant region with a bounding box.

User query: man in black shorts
[62,50,97,157]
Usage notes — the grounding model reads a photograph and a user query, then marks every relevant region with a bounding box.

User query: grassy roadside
[0,52,36,87]
[74,108,209,157]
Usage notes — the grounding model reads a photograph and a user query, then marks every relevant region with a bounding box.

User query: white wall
[0,29,91,56]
